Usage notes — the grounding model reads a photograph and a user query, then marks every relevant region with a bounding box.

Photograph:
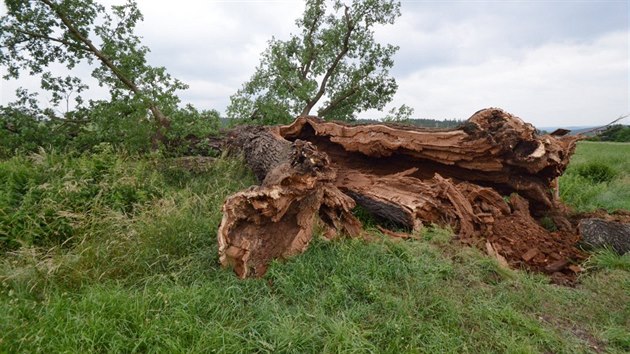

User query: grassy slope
[1,143,629,353]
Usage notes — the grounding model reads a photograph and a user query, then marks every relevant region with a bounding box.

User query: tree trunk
[220,108,590,280]
[278,108,577,214]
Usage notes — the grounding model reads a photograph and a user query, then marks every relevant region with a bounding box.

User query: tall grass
[1,143,629,353]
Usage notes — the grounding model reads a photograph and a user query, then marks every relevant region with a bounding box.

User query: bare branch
[580,114,630,135]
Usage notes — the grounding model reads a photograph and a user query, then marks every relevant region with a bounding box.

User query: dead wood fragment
[163,156,216,173]
[486,241,510,269]
[377,225,417,240]
[217,138,360,278]
[485,194,587,277]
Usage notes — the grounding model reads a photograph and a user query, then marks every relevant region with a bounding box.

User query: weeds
[585,249,630,272]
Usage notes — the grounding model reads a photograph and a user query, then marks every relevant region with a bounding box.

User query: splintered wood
[218,108,588,281]
[218,135,361,278]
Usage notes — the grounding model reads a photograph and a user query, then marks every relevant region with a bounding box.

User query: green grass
[585,249,630,272]
[0,142,629,353]
[560,141,630,212]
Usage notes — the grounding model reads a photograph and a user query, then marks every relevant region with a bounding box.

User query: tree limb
[299,1,324,81]
[300,6,354,116]
[39,0,170,134]
[10,27,90,52]
[317,85,359,117]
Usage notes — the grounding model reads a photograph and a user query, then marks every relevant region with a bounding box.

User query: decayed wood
[218,107,589,279]
[217,137,361,278]
[277,108,578,214]
[335,168,501,236]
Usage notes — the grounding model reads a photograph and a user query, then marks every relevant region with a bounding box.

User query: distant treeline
[588,124,630,142]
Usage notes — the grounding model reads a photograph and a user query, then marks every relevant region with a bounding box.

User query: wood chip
[545,259,569,273]
[522,248,539,262]
[486,241,510,269]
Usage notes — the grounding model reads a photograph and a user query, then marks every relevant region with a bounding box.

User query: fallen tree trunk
[277,108,577,215]
[219,108,588,280]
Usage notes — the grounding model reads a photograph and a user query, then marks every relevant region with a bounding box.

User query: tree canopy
[0,0,188,145]
[227,0,401,124]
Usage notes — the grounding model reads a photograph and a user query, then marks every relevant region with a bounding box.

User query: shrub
[590,124,630,142]
[0,106,73,158]
[1,101,222,158]
[575,162,618,184]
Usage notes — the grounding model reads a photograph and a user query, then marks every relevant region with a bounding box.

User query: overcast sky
[1,0,628,127]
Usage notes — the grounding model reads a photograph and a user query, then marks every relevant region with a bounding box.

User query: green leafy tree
[0,0,187,146]
[382,104,414,123]
[0,89,60,156]
[227,0,401,124]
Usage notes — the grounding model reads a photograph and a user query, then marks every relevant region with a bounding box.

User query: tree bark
[219,107,591,279]
[579,218,630,254]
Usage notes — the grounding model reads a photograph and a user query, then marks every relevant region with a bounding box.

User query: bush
[163,105,221,156]
[0,107,73,158]
[1,100,222,158]
[575,162,618,184]
[590,124,630,142]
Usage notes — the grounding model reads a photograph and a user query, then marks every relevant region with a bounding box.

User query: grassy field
[1,142,629,353]
[560,141,630,212]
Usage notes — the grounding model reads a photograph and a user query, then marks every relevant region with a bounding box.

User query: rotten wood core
[218,136,361,278]
[218,108,589,281]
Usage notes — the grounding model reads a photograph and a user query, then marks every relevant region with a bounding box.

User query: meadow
[1,142,628,353]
